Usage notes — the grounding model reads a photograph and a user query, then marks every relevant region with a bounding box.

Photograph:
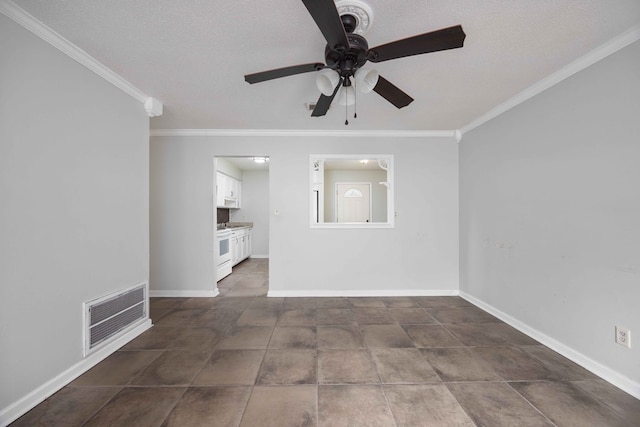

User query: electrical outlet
[615,326,631,349]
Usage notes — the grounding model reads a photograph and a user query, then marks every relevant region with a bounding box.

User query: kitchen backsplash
[217,208,230,224]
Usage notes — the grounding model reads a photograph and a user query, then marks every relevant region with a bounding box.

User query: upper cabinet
[216,172,242,209]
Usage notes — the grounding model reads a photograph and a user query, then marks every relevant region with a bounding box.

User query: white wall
[216,157,242,180]
[460,40,640,394]
[150,136,459,296]
[230,170,269,256]
[0,14,149,417]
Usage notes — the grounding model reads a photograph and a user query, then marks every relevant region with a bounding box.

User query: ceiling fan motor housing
[324,16,369,81]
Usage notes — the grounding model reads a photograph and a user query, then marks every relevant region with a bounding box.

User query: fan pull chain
[353,78,357,119]
[344,88,349,125]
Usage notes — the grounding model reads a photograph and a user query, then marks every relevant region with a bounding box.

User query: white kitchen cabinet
[231,227,252,266]
[216,172,242,208]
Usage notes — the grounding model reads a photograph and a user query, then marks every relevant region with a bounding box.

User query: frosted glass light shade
[354,68,379,93]
[316,70,340,96]
[337,85,356,106]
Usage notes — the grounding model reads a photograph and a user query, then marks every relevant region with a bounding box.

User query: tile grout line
[505,381,559,427]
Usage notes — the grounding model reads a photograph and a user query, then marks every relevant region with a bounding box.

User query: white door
[336,183,371,223]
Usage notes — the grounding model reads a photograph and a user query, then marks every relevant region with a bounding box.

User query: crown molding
[150,128,459,139]
[460,24,640,135]
[0,0,149,105]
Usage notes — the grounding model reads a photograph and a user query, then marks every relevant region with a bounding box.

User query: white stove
[216,229,232,281]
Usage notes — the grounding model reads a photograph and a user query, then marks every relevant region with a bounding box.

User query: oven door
[218,236,230,261]
[216,230,233,281]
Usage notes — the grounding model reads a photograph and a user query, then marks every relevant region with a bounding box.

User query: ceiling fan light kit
[244,0,466,122]
[354,68,379,94]
[316,69,341,96]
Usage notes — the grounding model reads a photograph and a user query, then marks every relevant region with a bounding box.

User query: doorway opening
[214,156,270,297]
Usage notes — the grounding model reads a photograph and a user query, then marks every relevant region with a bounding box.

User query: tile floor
[12,258,640,426]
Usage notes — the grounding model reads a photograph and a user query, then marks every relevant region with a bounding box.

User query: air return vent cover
[83,283,148,356]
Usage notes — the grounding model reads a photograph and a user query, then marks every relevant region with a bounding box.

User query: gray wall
[0,15,149,411]
[460,40,640,387]
[150,136,459,295]
[230,170,270,256]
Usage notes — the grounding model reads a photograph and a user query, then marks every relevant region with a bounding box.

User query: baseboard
[249,254,268,259]
[459,291,640,400]
[267,289,459,297]
[0,319,152,426]
[149,289,219,298]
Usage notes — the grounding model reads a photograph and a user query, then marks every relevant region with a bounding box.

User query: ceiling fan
[244,0,466,120]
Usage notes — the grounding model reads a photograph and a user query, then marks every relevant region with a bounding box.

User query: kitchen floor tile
[520,345,599,380]
[318,349,379,384]
[414,296,473,308]
[317,308,355,325]
[360,324,415,348]
[317,324,365,349]
[572,379,640,421]
[154,308,207,326]
[196,308,243,329]
[384,384,475,426]
[240,385,316,427]
[268,326,317,349]
[70,350,161,386]
[381,296,419,308]
[179,297,219,309]
[348,297,387,308]
[370,348,440,383]
[421,347,501,382]
[402,324,464,347]
[511,381,635,427]
[428,306,501,324]
[447,382,553,427]
[283,297,318,309]
[83,387,186,427]
[352,308,395,324]
[130,349,210,386]
[11,386,121,427]
[217,325,273,349]
[163,386,252,427]
[387,307,437,324]
[168,326,223,351]
[236,307,280,326]
[471,346,557,381]
[120,325,181,350]
[192,349,265,385]
[256,349,317,384]
[316,297,350,308]
[277,308,317,325]
[247,297,284,309]
[318,385,395,426]
[445,322,539,346]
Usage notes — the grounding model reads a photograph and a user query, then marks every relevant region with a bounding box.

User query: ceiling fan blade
[301,0,350,51]
[311,77,343,117]
[368,25,466,63]
[373,76,414,109]
[245,63,325,84]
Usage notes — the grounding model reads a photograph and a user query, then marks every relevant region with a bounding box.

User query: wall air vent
[83,283,148,356]
[306,102,331,112]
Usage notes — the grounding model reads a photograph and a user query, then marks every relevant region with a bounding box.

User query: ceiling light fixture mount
[335,0,374,36]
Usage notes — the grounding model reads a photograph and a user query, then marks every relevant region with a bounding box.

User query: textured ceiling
[12,0,640,131]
